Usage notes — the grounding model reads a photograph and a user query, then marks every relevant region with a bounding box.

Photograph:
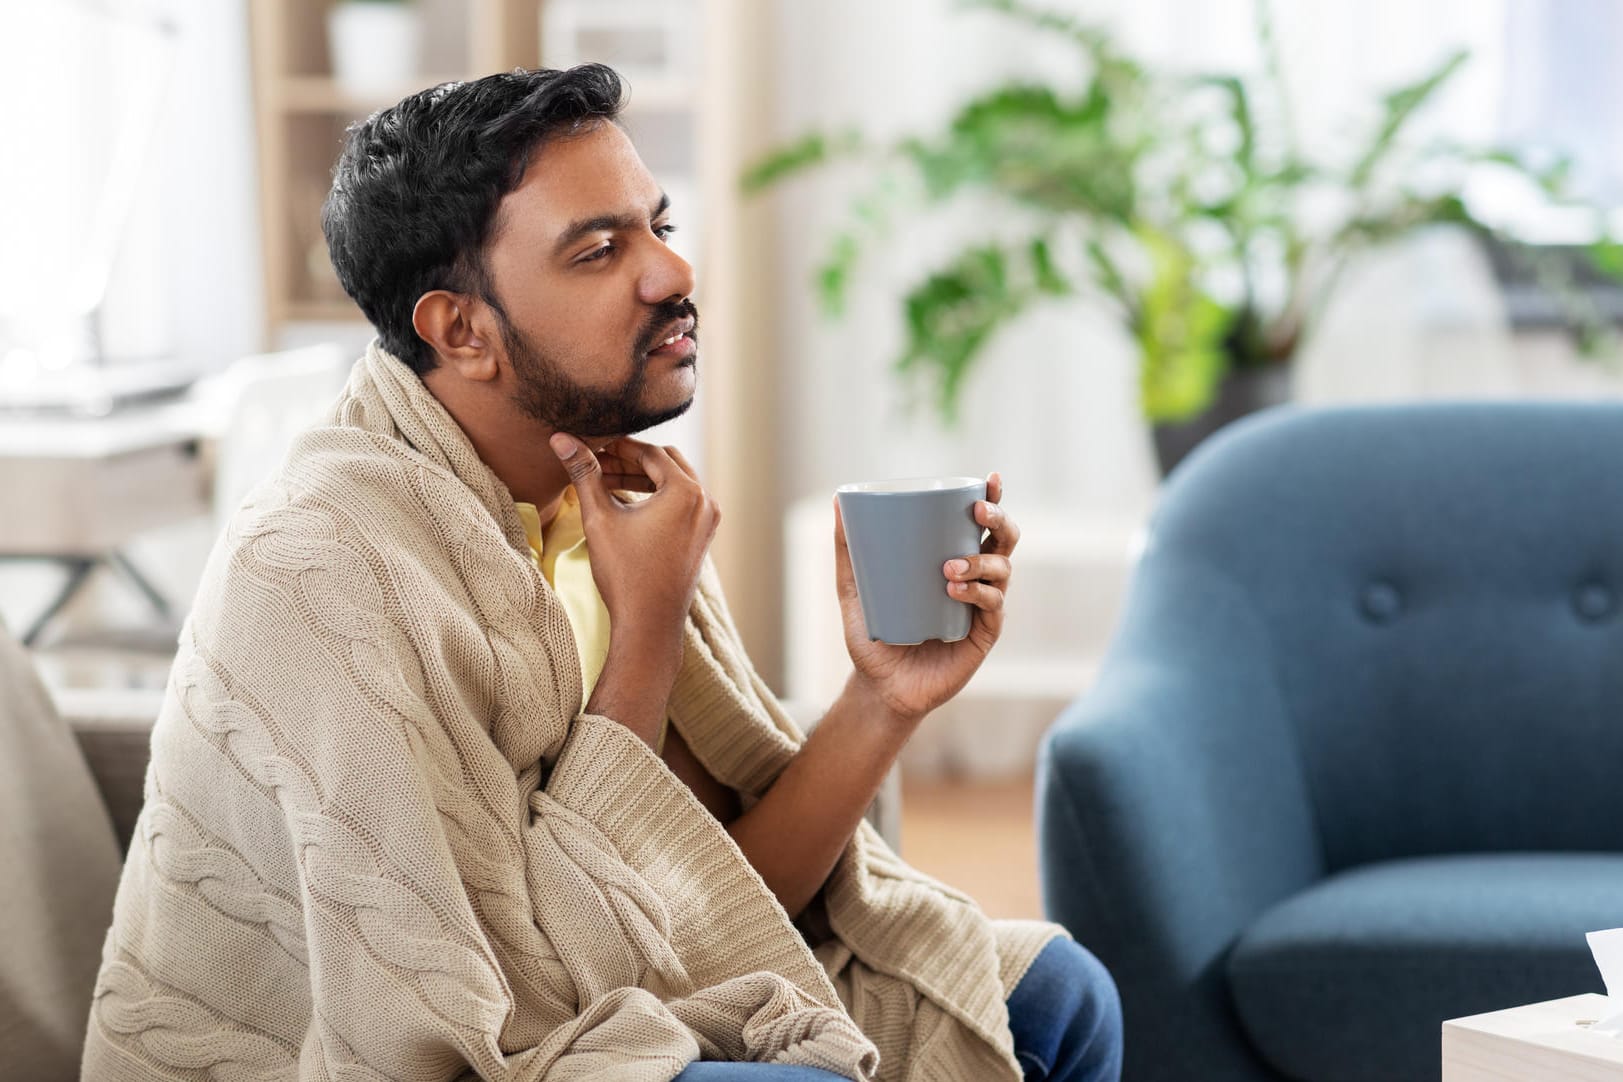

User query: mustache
[635,299,700,357]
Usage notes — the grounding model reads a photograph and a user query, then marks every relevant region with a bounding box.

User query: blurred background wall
[3,0,1621,784]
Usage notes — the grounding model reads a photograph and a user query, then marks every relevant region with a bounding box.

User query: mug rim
[835,476,985,495]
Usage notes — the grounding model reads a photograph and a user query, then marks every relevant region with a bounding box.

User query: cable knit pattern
[93,961,300,1076]
[81,343,1062,1081]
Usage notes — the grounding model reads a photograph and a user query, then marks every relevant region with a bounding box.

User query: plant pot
[327,1,421,99]
[1151,364,1292,477]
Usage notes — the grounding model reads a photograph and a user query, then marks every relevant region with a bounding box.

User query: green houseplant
[744,0,1621,473]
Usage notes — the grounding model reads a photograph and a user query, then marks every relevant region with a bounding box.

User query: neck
[422,369,581,529]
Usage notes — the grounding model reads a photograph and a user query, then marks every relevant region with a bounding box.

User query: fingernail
[948,558,970,576]
[551,434,577,458]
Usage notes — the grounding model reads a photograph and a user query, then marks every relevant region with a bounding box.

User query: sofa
[0,620,130,1080]
[1037,403,1623,1081]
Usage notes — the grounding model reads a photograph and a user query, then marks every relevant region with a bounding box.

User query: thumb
[832,496,858,603]
[551,433,605,507]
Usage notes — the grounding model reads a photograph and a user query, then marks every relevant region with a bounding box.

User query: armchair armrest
[1037,564,1323,1080]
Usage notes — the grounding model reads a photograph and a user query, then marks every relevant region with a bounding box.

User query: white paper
[1587,928,1623,1037]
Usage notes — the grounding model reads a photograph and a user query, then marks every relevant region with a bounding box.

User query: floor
[898,774,1043,920]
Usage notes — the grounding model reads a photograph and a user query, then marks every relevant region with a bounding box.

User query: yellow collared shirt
[515,487,667,754]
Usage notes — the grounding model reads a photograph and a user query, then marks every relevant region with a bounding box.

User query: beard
[503,298,698,439]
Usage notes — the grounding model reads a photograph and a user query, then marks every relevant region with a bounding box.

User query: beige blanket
[82,344,1061,1081]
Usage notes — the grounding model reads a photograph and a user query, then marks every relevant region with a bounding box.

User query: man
[82,65,1121,1082]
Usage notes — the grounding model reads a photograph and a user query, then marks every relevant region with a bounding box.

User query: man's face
[479,122,698,440]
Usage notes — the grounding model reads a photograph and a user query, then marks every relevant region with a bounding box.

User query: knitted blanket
[82,344,1061,1081]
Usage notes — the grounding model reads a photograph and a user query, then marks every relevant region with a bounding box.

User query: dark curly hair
[322,65,626,375]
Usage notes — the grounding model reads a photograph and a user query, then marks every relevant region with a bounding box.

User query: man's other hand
[833,471,1016,727]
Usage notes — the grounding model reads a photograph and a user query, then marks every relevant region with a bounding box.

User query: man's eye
[581,243,613,263]
[654,223,678,242]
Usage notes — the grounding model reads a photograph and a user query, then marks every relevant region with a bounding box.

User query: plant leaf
[903,83,1144,219]
[959,0,1124,72]
[894,239,1072,422]
[817,233,862,316]
[1336,191,1481,250]
[1197,74,1255,181]
[1134,227,1233,422]
[1590,237,1623,280]
[1030,236,1071,294]
[1348,48,1469,189]
[740,130,864,194]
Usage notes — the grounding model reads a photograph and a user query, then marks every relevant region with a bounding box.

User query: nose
[638,235,696,307]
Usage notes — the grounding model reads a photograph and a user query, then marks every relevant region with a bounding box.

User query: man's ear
[412,290,500,381]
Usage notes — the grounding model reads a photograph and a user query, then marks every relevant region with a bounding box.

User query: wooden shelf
[276,74,473,115]
[249,0,544,335]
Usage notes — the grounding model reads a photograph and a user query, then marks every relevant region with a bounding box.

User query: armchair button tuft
[1574,583,1616,623]
[1360,582,1403,623]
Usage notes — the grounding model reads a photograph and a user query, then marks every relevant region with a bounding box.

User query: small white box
[1442,994,1623,1080]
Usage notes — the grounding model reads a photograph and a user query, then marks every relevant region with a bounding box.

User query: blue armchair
[1038,403,1623,1082]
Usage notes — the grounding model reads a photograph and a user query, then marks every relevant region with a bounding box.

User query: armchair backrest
[1145,402,1623,871]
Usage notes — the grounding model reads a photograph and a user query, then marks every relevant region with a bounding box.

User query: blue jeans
[672,936,1122,1082]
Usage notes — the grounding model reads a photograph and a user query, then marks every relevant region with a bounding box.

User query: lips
[644,316,697,356]
[647,332,697,362]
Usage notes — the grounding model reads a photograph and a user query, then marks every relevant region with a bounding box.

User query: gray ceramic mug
[836,476,987,645]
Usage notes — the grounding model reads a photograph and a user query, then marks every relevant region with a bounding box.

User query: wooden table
[1443,994,1623,1080]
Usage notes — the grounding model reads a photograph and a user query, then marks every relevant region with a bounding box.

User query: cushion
[1227,853,1619,1082]
[0,620,122,1079]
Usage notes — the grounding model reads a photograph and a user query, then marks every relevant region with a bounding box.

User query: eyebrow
[552,192,671,258]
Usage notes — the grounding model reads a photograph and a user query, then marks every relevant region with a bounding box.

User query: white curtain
[1500,0,1623,208]
[0,0,262,374]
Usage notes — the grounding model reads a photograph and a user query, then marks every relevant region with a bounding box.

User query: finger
[593,438,648,474]
[832,496,858,604]
[986,471,1003,505]
[946,578,1005,614]
[551,433,609,507]
[596,437,657,475]
[662,445,702,484]
[595,439,697,488]
[592,447,645,477]
[943,553,1012,586]
[976,500,1020,556]
[605,437,678,488]
[599,474,657,493]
